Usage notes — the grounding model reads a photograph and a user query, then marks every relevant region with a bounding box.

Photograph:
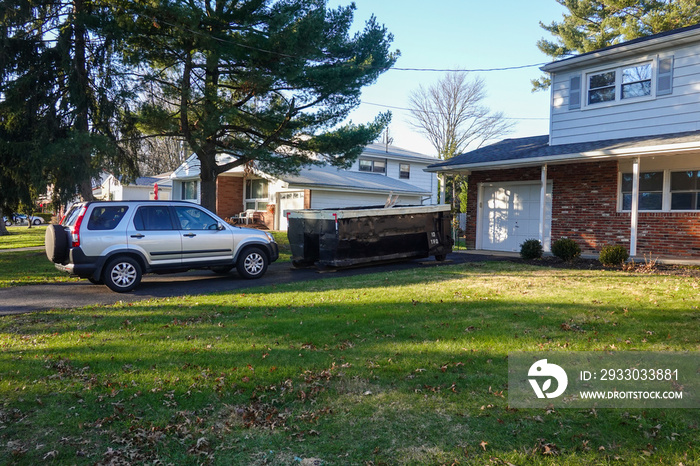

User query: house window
[182,181,197,200]
[670,170,700,210]
[245,179,269,211]
[358,158,386,174]
[587,62,652,105]
[622,64,652,99]
[399,163,410,179]
[588,71,616,104]
[620,172,663,211]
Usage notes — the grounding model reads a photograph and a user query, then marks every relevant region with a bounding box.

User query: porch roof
[427,130,700,173]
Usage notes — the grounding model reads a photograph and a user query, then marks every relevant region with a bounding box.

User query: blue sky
[329,0,568,157]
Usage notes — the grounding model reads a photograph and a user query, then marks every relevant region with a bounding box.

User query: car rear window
[87,206,129,231]
[61,205,83,227]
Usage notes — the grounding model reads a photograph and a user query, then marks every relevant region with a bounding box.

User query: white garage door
[479,182,552,252]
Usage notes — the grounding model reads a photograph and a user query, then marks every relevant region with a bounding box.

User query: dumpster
[287,205,453,268]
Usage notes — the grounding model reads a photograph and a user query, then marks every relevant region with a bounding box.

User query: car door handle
[130,234,145,238]
[183,233,197,238]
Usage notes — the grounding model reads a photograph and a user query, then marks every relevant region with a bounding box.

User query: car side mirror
[217,222,226,231]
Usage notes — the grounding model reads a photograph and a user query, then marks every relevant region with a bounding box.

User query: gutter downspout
[440,174,446,205]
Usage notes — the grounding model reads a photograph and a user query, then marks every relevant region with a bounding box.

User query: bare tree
[408,72,513,159]
[138,137,188,176]
[408,72,513,210]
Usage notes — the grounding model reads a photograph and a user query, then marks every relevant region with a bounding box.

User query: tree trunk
[198,151,218,214]
[0,209,9,236]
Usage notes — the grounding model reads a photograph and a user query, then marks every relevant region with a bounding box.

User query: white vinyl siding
[309,191,423,210]
[550,43,700,145]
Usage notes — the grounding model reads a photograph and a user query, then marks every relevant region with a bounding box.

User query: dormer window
[586,62,652,106]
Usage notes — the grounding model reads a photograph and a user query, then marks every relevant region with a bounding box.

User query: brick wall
[465,161,700,258]
[216,176,244,220]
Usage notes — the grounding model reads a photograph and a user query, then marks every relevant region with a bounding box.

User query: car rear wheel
[103,257,142,292]
[32,218,42,225]
[45,225,69,263]
[236,247,268,279]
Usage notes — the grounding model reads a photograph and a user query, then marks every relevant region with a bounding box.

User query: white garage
[477,181,552,252]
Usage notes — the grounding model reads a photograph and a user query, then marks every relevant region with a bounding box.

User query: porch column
[539,164,548,247]
[440,174,447,204]
[630,157,640,257]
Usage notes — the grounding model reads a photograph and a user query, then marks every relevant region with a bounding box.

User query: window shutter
[657,56,674,96]
[569,75,581,110]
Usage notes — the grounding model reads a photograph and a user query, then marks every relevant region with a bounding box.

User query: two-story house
[428,24,700,260]
[171,143,439,230]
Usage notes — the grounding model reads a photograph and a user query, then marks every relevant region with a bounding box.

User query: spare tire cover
[45,224,69,263]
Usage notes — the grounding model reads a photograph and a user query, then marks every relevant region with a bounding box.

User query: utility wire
[149,16,548,73]
[361,101,549,121]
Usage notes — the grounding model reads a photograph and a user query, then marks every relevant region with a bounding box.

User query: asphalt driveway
[0,252,508,315]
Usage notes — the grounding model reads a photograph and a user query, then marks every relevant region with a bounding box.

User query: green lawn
[0,250,76,287]
[0,262,698,464]
[0,225,48,249]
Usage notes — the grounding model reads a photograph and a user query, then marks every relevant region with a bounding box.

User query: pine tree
[122,0,398,213]
[0,0,140,212]
[533,0,700,90]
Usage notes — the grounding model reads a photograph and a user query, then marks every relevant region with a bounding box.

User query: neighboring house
[97,173,173,201]
[428,24,700,260]
[171,143,439,230]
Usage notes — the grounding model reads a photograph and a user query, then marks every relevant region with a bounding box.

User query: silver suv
[45,201,279,292]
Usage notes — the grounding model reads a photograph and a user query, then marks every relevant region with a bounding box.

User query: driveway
[0,252,509,315]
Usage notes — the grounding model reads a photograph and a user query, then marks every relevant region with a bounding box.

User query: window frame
[619,168,700,213]
[358,158,387,174]
[244,178,269,211]
[181,180,198,201]
[585,61,653,107]
[670,170,700,211]
[619,171,664,212]
[399,163,410,180]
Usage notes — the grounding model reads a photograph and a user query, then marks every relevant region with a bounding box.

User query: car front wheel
[236,247,268,279]
[103,257,142,292]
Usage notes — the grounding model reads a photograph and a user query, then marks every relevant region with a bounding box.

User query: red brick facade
[216,176,244,220]
[466,161,700,258]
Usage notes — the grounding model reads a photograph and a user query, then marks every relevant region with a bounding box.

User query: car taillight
[71,205,87,247]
